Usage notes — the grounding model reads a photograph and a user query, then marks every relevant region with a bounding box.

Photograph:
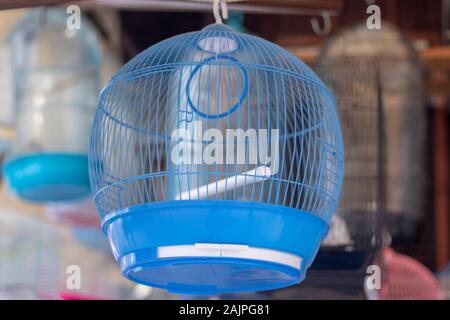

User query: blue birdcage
[89,23,344,294]
[2,8,101,203]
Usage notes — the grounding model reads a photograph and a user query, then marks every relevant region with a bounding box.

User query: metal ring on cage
[196,33,239,54]
[186,55,249,120]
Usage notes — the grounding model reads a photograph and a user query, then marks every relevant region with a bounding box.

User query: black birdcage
[278,22,429,299]
[317,22,427,248]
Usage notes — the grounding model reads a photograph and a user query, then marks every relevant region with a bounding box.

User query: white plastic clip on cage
[2,8,101,203]
[89,3,344,294]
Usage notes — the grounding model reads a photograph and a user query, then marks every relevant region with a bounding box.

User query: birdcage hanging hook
[213,0,229,24]
[311,11,332,37]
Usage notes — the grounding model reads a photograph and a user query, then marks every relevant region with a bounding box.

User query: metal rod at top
[80,0,340,16]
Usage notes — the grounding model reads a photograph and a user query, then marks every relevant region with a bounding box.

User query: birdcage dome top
[320,22,417,59]
[7,8,101,69]
[111,23,328,90]
[93,22,344,222]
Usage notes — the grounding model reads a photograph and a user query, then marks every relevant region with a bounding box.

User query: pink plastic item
[380,248,444,300]
[45,198,100,228]
[59,292,105,300]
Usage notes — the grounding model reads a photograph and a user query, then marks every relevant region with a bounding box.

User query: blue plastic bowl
[102,200,328,295]
[3,153,91,203]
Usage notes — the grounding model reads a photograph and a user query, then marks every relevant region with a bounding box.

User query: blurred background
[0,0,449,300]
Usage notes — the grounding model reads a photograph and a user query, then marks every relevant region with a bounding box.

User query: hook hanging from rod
[311,11,332,37]
[213,0,229,24]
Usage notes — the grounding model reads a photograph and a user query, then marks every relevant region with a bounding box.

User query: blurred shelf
[421,46,450,96]
[422,46,450,71]
[0,127,15,141]
[285,44,450,96]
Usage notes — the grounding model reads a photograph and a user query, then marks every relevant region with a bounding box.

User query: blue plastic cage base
[122,251,305,295]
[3,153,91,203]
[102,200,328,295]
